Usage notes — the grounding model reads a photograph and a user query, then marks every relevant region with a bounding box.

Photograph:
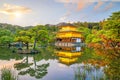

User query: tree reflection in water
[14,55,49,79]
[104,58,120,80]
[72,63,106,80]
[14,55,33,70]
[18,63,49,79]
[88,43,120,80]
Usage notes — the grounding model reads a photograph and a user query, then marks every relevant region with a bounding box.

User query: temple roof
[57,31,82,33]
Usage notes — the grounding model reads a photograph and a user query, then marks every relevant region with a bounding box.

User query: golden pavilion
[55,23,83,46]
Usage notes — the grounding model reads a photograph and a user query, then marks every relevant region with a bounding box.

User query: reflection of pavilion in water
[55,46,82,65]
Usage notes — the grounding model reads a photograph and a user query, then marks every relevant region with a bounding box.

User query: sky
[0,0,120,27]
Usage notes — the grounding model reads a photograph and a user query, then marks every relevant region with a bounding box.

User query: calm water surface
[0,46,118,80]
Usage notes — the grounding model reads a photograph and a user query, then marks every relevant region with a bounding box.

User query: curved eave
[56,36,83,38]
[57,31,82,34]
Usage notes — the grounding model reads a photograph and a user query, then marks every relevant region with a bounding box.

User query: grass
[1,68,18,80]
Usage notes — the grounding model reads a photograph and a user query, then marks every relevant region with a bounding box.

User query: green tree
[0,36,13,46]
[108,11,120,20]
[30,25,50,50]
[101,11,120,54]
[15,30,32,49]
[0,29,14,47]
[88,11,120,80]
[0,29,11,37]
[37,30,49,46]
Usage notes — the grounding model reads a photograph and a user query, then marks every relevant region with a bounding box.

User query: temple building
[55,23,83,46]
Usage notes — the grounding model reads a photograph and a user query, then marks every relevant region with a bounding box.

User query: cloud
[56,0,120,3]
[61,0,114,12]
[59,16,67,21]
[94,1,104,10]
[56,0,94,11]
[94,1,114,12]
[104,2,113,11]
[55,0,76,3]
[77,1,88,11]
[0,3,31,16]
[56,0,116,22]
[57,0,94,21]
[60,11,70,21]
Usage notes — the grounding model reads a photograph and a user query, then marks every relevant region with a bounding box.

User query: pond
[0,46,119,80]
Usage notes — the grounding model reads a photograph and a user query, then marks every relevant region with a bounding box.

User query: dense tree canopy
[0,29,14,47]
